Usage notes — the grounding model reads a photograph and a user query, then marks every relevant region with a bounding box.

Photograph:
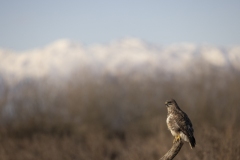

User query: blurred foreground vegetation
[0,63,240,160]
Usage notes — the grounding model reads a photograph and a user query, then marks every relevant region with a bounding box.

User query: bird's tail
[189,136,196,149]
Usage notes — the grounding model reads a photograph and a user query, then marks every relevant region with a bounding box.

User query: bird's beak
[165,102,168,107]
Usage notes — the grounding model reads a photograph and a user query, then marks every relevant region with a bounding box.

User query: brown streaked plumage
[165,99,196,149]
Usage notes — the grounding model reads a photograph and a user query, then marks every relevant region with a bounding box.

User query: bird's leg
[173,134,181,143]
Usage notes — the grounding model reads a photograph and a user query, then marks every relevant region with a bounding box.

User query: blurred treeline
[0,62,239,160]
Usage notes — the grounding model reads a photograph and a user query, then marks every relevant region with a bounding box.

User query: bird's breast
[166,115,174,129]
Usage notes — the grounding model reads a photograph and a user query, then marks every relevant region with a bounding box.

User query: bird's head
[165,99,177,108]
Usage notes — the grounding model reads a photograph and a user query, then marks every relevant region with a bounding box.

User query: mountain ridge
[1,38,240,84]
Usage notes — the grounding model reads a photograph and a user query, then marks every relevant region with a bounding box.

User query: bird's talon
[173,135,181,143]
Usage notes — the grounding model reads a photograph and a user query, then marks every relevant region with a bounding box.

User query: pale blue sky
[0,0,240,51]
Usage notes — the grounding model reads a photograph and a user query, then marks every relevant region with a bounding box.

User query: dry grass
[0,64,240,160]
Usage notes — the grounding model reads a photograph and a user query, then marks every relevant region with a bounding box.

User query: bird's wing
[175,111,196,148]
[175,112,194,136]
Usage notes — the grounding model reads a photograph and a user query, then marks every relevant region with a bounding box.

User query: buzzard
[165,99,196,149]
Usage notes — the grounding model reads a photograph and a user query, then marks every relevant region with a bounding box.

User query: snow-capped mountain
[0,38,240,84]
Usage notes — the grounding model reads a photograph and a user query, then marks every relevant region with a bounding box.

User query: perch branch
[160,140,184,160]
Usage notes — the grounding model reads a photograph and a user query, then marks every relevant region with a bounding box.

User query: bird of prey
[165,99,196,149]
